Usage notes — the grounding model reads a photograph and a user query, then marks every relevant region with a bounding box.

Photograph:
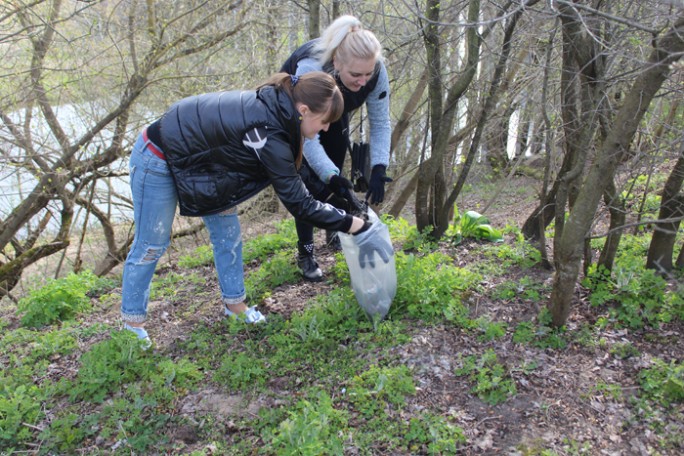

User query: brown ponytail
[258,71,343,121]
[257,72,344,167]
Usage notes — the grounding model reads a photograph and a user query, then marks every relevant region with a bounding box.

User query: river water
[0,103,156,235]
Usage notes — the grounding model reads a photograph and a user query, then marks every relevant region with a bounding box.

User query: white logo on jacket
[242,127,268,159]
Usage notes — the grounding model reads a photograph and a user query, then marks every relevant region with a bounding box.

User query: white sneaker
[224,305,266,324]
[123,323,153,350]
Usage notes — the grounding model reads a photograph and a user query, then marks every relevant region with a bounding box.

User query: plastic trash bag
[338,208,396,326]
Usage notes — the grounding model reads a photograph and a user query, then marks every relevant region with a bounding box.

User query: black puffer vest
[154,86,352,232]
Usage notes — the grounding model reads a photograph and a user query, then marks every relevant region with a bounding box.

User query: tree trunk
[549,16,684,327]
[552,3,606,253]
[646,144,684,273]
[676,240,684,269]
[483,103,516,176]
[438,3,531,238]
[307,0,320,40]
[523,3,607,244]
[522,24,556,255]
[416,0,480,232]
[597,179,626,272]
[390,69,428,155]
[388,171,419,218]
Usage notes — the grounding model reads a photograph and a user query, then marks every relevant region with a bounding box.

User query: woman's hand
[353,222,392,268]
[329,175,366,215]
[347,216,393,268]
[366,165,392,204]
[349,216,369,234]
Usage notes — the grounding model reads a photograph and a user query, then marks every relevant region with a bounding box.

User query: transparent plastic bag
[338,208,396,325]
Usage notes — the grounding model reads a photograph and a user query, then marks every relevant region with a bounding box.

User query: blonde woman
[282,15,392,281]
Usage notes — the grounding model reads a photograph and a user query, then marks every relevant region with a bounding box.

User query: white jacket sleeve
[297,57,340,183]
[366,61,391,168]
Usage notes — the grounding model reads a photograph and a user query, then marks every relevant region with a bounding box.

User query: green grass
[1,215,682,454]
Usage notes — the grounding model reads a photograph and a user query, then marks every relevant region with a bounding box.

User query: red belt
[142,128,165,160]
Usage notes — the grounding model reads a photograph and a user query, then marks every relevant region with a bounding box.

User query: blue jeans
[121,133,246,323]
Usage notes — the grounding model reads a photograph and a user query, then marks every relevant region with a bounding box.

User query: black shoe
[297,254,323,281]
[297,242,323,282]
[326,230,342,251]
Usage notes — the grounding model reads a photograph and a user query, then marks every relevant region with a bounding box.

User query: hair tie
[290,74,299,86]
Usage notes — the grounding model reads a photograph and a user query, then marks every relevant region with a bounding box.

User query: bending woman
[281,15,392,281]
[120,72,389,347]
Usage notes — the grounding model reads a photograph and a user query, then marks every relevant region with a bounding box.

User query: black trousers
[296,113,350,245]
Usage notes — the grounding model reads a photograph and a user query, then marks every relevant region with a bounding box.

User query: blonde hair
[313,15,383,67]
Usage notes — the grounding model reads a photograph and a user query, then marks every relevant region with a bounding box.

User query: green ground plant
[67,330,155,402]
[492,276,548,302]
[150,270,206,302]
[393,251,480,324]
[610,341,641,359]
[446,208,504,244]
[68,330,202,403]
[27,332,204,453]
[260,289,390,386]
[516,442,560,455]
[0,379,46,450]
[214,351,267,391]
[455,349,518,405]
[0,325,85,450]
[474,315,508,342]
[621,174,665,230]
[178,244,214,268]
[186,285,404,399]
[346,365,416,418]
[176,220,297,268]
[244,250,300,302]
[90,395,173,453]
[38,412,88,453]
[243,218,297,262]
[17,270,113,328]
[405,412,467,454]
[585,381,624,401]
[0,326,78,368]
[639,358,684,405]
[384,215,416,246]
[482,229,542,269]
[561,438,593,455]
[571,323,608,351]
[187,289,420,454]
[583,262,683,329]
[614,233,652,260]
[512,310,568,350]
[266,390,348,455]
[400,225,440,253]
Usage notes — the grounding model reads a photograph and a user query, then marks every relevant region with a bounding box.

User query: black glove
[329,174,354,195]
[326,193,353,212]
[366,165,392,205]
[329,175,366,216]
[354,222,393,268]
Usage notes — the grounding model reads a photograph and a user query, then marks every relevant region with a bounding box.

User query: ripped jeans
[121,133,246,323]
